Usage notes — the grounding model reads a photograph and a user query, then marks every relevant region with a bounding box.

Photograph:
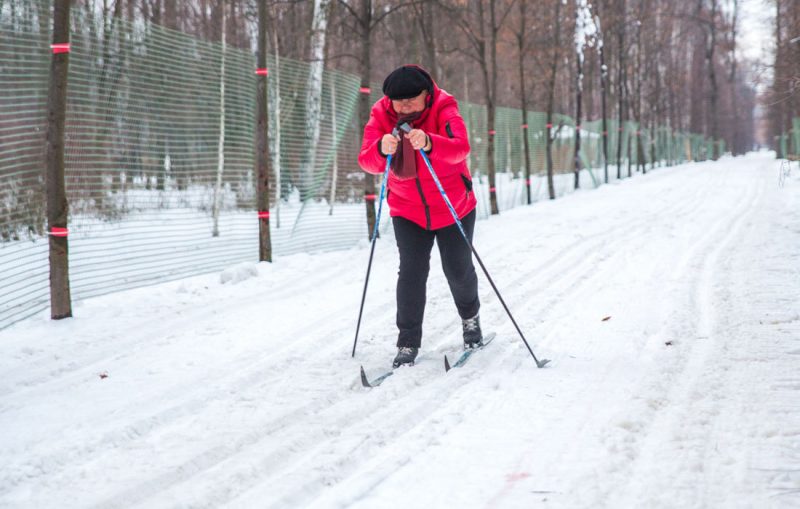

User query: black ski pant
[392,209,480,348]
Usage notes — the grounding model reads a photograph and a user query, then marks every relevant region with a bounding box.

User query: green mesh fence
[0,2,709,330]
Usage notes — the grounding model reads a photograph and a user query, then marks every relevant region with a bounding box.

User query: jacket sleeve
[426,103,471,169]
[358,108,388,175]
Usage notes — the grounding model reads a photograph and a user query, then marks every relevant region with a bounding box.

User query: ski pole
[352,153,392,358]
[415,141,550,368]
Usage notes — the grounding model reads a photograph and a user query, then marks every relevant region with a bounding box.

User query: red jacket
[357,73,476,231]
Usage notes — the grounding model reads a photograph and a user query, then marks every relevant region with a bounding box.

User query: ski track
[1,154,798,508]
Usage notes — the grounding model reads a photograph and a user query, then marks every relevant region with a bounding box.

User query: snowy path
[1,153,798,508]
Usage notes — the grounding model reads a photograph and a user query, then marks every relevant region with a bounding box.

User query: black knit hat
[382,66,433,100]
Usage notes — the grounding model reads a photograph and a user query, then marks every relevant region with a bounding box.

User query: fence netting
[0,2,709,330]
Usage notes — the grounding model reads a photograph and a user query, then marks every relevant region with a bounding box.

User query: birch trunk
[212,4,226,237]
[272,27,282,228]
[328,77,339,215]
[595,9,609,183]
[303,0,332,201]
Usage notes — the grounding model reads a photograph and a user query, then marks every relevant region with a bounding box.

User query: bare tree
[212,1,227,237]
[46,0,73,319]
[511,0,533,203]
[573,0,594,189]
[448,0,516,214]
[545,0,565,199]
[335,0,413,238]
[595,2,610,183]
[257,0,273,262]
[301,0,332,202]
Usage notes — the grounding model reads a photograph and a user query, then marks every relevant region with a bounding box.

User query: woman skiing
[358,65,483,368]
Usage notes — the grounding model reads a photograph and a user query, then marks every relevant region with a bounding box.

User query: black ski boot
[462,314,483,349]
[393,347,418,368]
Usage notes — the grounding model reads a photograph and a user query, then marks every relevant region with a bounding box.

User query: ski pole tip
[537,359,551,369]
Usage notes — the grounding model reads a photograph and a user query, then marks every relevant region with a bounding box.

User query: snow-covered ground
[1,152,798,508]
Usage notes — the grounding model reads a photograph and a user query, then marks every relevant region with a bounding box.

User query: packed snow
[1,152,798,508]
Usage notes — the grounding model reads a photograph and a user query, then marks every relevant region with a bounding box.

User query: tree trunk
[359,0,377,240]
[635,8,644,174]
[257,0,273,262]
[616,0,626,179]
[546,0,562,200]
[706,0,720,160]
[303,0,332,201]
[517,0,532,204]
[595,6,610,184]
[46,0,73,320]
[328,75,339,215]
[574,0,589,190]
[728,0,740,155]
[487,0,499,215]
[271,26,282,228]
[212,3,226,237]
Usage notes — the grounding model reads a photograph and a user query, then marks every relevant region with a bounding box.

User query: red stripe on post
[257,211,270,219]
[255,68,269,76]
[489,187,497,193]
[576,125,581,131]
[603,131,608,136]
[48,227,69,237]
[521,124,529,129]
[51,43,70,54]
[488,130,496,135]
[546,123,553,129]
[364,194,377,201]
[359,87,371,94]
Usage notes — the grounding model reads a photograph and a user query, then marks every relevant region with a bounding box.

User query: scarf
[391,111,423,180]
